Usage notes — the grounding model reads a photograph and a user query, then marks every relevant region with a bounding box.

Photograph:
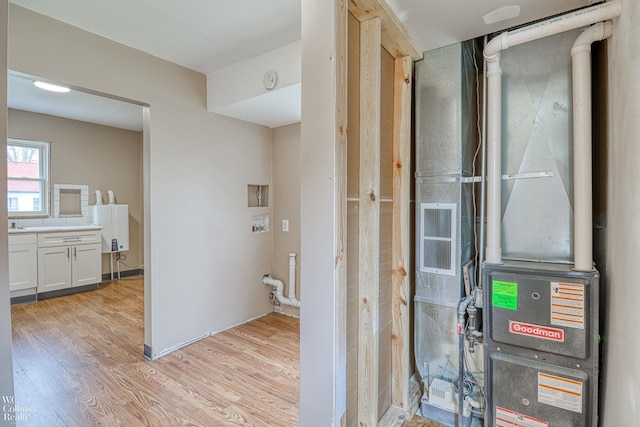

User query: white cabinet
[37,230,102,293]
[8,234,38,292]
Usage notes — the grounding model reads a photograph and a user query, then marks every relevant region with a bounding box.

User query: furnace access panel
[483,261,600,427]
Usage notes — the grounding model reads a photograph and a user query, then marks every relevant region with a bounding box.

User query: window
[7,139,50,217]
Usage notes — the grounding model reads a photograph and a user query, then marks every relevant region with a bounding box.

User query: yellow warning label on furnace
[538,372,583,414]
[550,282,585,329]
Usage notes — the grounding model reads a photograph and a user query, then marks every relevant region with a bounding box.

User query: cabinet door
[9,243,38,292]
[72,243,102,287]
[38,246,72,292]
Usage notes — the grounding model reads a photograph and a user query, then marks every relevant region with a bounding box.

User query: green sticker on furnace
[492,280,518,310]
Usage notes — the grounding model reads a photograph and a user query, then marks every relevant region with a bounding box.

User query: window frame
[7,138,50,218]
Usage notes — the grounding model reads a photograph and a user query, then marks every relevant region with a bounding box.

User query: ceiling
[8,72,144,131]
[387,0,594,53]
[8,0,593,130]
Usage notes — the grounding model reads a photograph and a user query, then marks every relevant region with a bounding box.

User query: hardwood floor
[10,277,300,426]
[404,415,447,427]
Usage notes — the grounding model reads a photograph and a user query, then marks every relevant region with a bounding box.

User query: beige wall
[0,0,15,419]
[271,123,301,315]
[603,0,640,424]
[8,4,274,356]
[8,109,143,274]
[299,0,346,424]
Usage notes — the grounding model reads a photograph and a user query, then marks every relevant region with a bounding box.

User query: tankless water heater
[90,204,129,253]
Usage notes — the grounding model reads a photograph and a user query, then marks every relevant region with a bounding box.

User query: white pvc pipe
[484,1,621,61]
[572,21,613,271]
[478,35,489,282]
[263,274,300,308]
[485,57,503,264]
[483,0,621,265]
[288,252,297,301]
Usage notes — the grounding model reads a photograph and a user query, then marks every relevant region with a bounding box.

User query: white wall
[300,0,346,425]
[207,41,301,110]
[7,5,274,356]
[207,41,301,128]
[602,0,640,424]
[272,123,301,316]
[0,2,15,425]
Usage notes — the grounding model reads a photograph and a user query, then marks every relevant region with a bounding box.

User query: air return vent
[420,203,457,276]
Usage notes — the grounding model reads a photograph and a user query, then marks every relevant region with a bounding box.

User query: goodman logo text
[509,321,565,342]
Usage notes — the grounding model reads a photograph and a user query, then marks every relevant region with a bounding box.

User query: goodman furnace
[483,261,600,426]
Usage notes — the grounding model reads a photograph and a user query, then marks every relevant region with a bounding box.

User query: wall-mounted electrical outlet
[282,219,289,232]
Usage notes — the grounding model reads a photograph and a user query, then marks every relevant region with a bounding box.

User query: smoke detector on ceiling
[263,70,279,91]
[483,5,521,25]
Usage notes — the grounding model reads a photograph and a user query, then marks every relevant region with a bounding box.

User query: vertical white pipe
[483,2,621,266]
[478,35,489,280]
[485,56,503,264]
[572,22,613,271]
[288,252,297,301]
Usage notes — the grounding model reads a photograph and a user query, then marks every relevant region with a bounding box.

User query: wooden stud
[336,0,349,423]
[358,16,382,427]
[391,55,413,410]
[349,0,423,61]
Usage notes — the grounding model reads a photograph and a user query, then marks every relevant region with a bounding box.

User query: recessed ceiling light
[33,81,71,93]
[483,5,521,25]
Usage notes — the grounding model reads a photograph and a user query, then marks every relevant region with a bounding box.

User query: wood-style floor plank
[11,277,300,426]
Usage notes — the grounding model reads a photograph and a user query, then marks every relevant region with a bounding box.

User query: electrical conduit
[483,0,621,265]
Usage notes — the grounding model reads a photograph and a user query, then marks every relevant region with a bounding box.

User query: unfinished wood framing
[346,11,361,427]
[348,0,423,61]
[344,1,420,425]
[391,54,413,410]
[358,16,382,427]
[337,0,349,425]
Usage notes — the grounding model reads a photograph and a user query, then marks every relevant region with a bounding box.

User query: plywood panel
[347,201,360,427]
[378,200,394,419]
[380,47,395,200]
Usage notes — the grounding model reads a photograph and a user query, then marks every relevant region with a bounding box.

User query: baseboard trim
[38,283,100,300]
[143,344,153,361]
[146,333,210,361]
[102,268,144,282]
[10,294,37,306]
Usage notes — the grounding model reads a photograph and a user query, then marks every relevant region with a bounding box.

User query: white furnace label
[537,372,583,414]
[509,321,564,342]
[495,406,548,427]
[550,282,585,329]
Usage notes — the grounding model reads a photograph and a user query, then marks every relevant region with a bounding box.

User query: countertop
[8,225,103,234]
